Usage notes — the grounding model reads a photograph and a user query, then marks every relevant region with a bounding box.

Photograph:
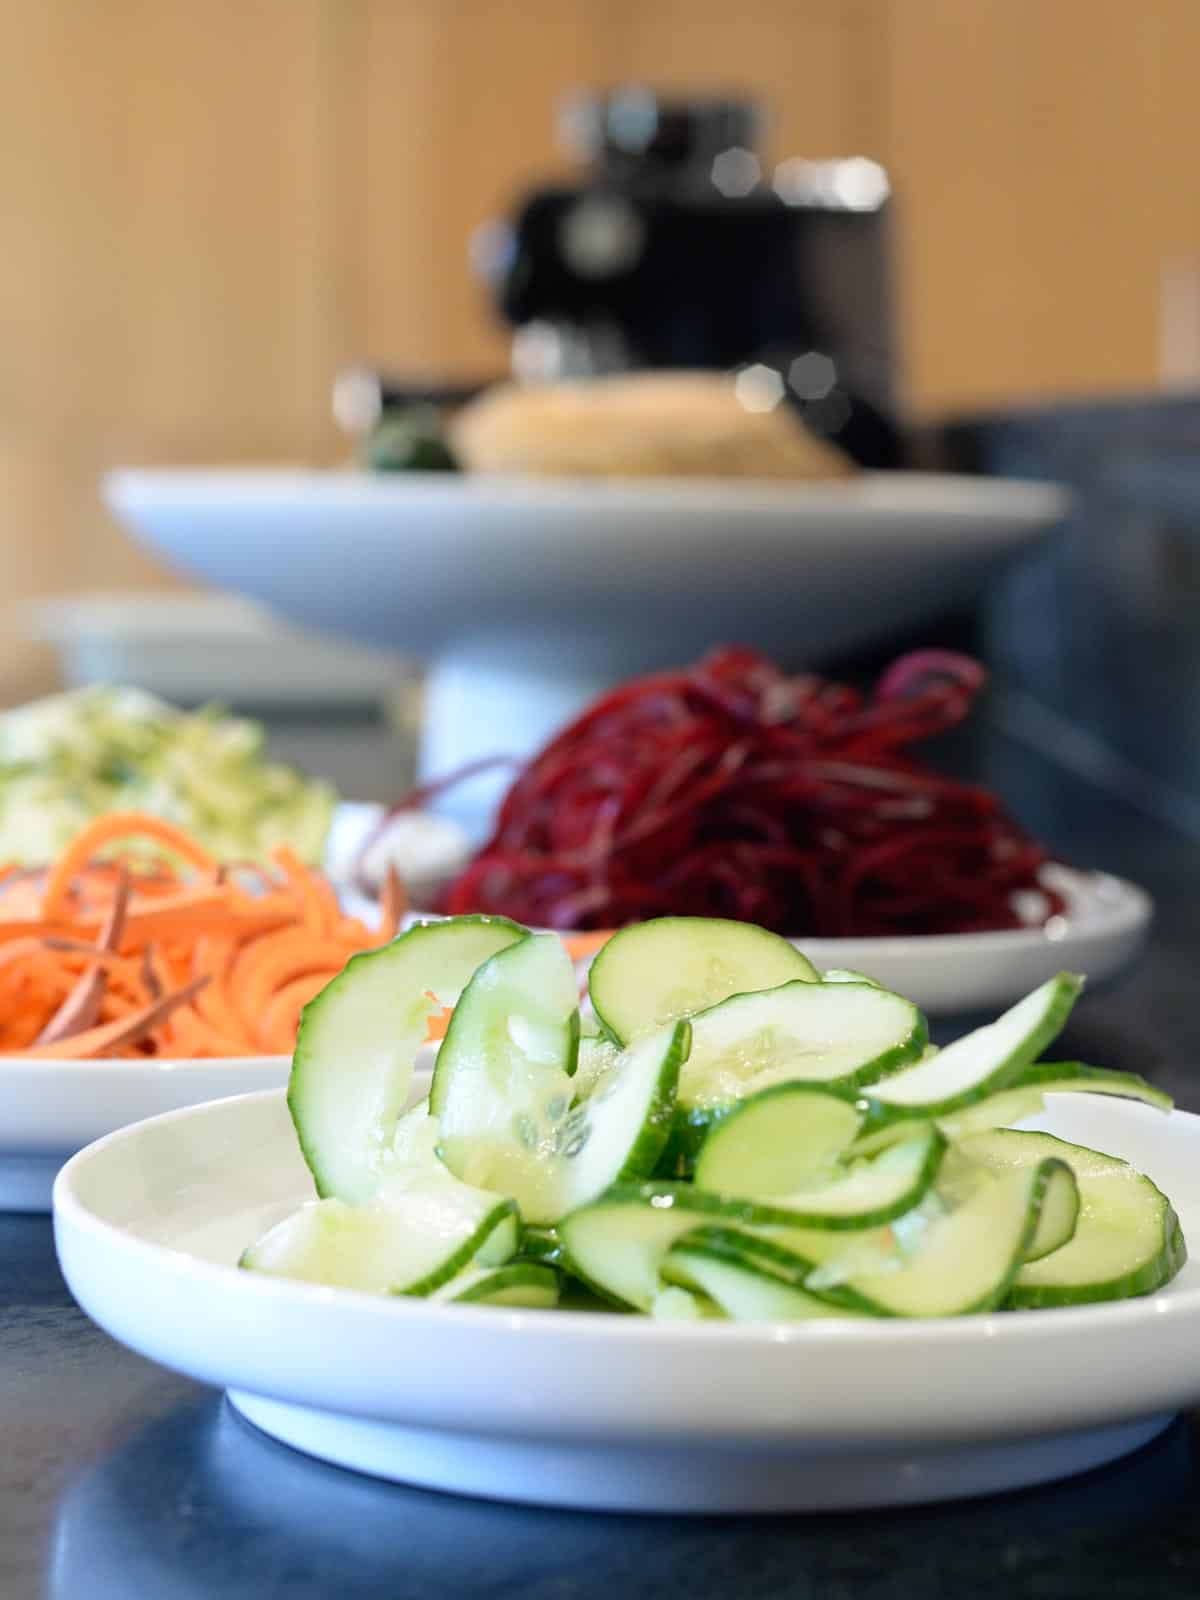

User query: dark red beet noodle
[398,647,1064,937]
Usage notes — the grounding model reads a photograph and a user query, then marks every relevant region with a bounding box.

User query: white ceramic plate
[377,858,1152,1016]
[54,1088,1200,1514]
[788,864,1152,1013]
[0,1054,288,1214]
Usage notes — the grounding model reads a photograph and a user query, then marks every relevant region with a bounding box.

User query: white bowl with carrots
[0,811,408,1212]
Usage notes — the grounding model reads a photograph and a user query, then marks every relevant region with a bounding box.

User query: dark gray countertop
[5,711,1200,1600]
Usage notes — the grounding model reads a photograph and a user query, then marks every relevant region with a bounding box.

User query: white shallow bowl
[34,591,408,709]
[53,1089,1200,1514]
[103,469,1069,667]
[105,468,1070,833]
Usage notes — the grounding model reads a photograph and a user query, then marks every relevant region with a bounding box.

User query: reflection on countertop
[47,1391,1199,1600]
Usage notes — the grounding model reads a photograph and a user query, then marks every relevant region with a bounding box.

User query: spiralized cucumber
[244,915,1185,1322]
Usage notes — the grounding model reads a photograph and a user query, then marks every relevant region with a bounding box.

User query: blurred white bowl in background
[34,591,410,709]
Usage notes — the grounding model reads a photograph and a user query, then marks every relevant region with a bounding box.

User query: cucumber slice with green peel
[802,1158,1078,1317]
[650,1285,724,1320]
[572,1034,621,1102]
[243,1101,520,1295]
[957,1128,1187,1305]
[431,931,581,1115]
[431,932,581,1220]
[1014,1062,1172,1113]
[559,1185,721,1310]
[864,973,1084,1118]
[434,1263,560,1308]
[1020,1158,1083,1263]
[694,1083,863,1195]
[683,981,925,1108]
[662,1231,867,1321]
[560,1131,944,1311]
[436,924,688,1223]
[240,1155,518,1300]
[288,914,526,1203]
[849,1086,1049,1158]
[558,1181,857,1312]
[753,1126,946,1229]
[517,1225,562,1264]
[692,1085,948,1226]
[850,1058,1170,1161]
[821,968,882,987]
[542,1020,689,1219]
[588,916,817,1045]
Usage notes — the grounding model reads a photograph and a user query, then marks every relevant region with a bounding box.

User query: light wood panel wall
[879,0,1200,414]
[1,0,349,698]
[0,0,879,701]
[2,0,1198,703]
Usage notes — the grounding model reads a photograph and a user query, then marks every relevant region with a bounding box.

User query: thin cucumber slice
[682,981,925,1112]
[239,1192,516,1295]
[821,968,882,987]
[289,914,526,1203]
[865,973,1083,1118]
[546,1020,690,1220]
[588,916,817,1045]
[708,1222,906,1288]
[751,1127,946,1230]
[434,1263,560,1308]
[573,1034,621,1101]
[435,928,688,1223]
[850,1086,1050,1158]
[1020,1159,1082,1263]
[851,1060,1171,1161]
[560,1184,727,1310]
[650,1286,724,1320]
[805,1158,1077,1317]
[694,1083,863,1195]
[692,1086,947,1228]
[958,1129,1187,1305]
[1015,1062,1172,1113]
[241,1111,518,1296]
[662,1231,866,1321]
[560,1132,944,1312]
[517,1225,562,1265]
[936,1086,1048,1140]
[431,932,581,1220]
[242,1104,519,1296]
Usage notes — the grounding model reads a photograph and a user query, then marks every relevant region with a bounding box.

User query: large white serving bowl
[53,1089,1200,1514]
[104,469,1069,834]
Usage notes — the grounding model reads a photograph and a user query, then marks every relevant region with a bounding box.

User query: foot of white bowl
[228,1391,1173,1514]
[418,630,631,839]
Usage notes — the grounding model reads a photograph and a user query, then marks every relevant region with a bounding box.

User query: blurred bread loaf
[448,372,855,481]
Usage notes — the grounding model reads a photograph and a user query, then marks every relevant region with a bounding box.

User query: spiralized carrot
[0,811,411,1060]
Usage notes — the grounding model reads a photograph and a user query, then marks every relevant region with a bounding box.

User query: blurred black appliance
[485,88,903,467]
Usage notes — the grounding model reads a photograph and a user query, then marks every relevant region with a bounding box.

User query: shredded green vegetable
[0,686,336,864]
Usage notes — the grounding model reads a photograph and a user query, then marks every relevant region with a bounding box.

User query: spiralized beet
[429,646,1062,937]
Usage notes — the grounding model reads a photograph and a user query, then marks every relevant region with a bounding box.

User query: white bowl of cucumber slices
[54,916,1200,1513]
